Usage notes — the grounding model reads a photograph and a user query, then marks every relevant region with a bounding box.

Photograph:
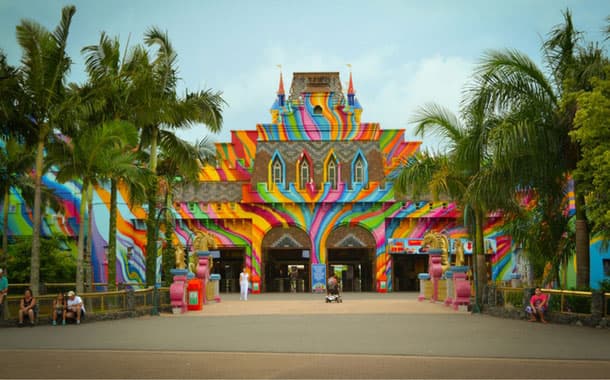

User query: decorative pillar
[444,270,454,306]
[452,266,470,311]
[169,269,188,313]
[428,248,443,302]
[417,273,430,301]
[196,252,211,304]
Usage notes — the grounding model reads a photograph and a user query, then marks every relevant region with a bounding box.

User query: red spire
[347,71,355,95]
[277,71,285,95]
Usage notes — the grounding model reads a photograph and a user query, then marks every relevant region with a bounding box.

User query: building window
[604,259,610,277]
[273,158,283,186]
[300,161,310,189]
[313,105,323,115]
[327,160,337,189]
[354,157,364,183]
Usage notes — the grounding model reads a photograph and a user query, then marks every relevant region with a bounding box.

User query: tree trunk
[146,127,159,287]
[86,185,94,292]
[2,188,9,271]
[30,135,45,296]
[473,207,487,305]
[575,192,590,289]
[108,179,117,290]
[76,182,88,294]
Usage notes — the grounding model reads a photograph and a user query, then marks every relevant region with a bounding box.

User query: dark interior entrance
[264,249,310,292]
[327,248,373,292]
[211,248,245,293]
[392,254,428,291]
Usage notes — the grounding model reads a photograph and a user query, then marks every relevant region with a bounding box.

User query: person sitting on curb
[526,287,548,323]
[18,288,37,327]
[65,290,85,325]
[52,292,67,326]
[0,268,7,317]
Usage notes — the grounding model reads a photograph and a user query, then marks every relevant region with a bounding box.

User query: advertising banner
[311,264,326,293]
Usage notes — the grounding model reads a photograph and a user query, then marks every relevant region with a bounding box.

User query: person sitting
[18,288,37,327]
[52,292,67,326]
[526,287,549,323]
[65,290,86,325]
[0,268,7,317]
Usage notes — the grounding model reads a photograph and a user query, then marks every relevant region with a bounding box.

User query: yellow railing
[2,288,157,320]
[494,287,600,316]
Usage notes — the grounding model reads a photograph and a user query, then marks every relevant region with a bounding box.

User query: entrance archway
[262,226,311,292]
[326,225,376,292]
[210,247,246,293]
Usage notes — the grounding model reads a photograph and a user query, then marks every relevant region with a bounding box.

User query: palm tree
[133,27,225,287]
[0,137,35,270]
[14,5,77,295]
[394,103,503,307]
[46,121,142,293]
[469,10,607,287]
[81,33,151,289]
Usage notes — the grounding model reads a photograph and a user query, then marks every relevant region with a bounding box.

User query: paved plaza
[1,292,610,378]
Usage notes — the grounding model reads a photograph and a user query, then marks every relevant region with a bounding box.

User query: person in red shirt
[527,287,548,323]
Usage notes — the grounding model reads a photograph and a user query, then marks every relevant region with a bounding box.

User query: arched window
[300,161,310,189]
[327,160,337,189]
[313,105,323,115]
[272,158,283,185]
[354,157,364,183]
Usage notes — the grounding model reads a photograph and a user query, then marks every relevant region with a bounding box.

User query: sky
[2,0,610,151]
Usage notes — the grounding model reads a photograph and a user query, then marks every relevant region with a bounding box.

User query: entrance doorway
[264,249,310,292]
[392,254,428,291]
[327,248,374,292]
[211,248,245,293]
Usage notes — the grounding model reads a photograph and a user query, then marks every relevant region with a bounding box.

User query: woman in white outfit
[239,267,249,301]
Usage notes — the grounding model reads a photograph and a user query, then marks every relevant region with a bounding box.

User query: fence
[485,286,609,320]
[2,287,172,323]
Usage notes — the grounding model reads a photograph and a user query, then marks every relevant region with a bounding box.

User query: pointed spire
[278,72,285,95]
[276,65,285,107]
[347,65,355,106]
[347,71,355,95]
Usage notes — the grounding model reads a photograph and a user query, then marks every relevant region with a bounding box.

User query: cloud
[178,47,474,154]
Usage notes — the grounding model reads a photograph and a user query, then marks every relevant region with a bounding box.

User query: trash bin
[187,278,203,311]
[251,276,261,294]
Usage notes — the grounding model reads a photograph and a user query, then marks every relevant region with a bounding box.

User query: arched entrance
[262,226,312,292]
[210,247,247,293]
[326,225,376,292]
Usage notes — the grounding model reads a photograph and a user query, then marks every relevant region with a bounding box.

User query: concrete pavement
[1,292,609,378]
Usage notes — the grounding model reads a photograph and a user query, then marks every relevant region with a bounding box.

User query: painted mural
[1,72,607,290]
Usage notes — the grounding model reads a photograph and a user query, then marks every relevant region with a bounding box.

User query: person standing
[0,269,8,317]
[239,267,249,301]
[289,266,298,293]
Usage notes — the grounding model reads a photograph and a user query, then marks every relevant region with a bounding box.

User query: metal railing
[2,287,161,321]
[489,287,610,317]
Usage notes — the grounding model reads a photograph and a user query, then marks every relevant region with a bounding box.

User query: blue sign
[311,264,326,293]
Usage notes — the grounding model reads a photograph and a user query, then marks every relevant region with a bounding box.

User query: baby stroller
[325,276,342,303]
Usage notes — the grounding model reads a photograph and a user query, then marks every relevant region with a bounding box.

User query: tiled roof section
[173,182,243,202]
[288,72,344,101]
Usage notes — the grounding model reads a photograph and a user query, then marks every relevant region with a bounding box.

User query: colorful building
[3,71,609,290]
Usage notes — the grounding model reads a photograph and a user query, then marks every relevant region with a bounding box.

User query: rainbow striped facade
[3,72,607,290]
